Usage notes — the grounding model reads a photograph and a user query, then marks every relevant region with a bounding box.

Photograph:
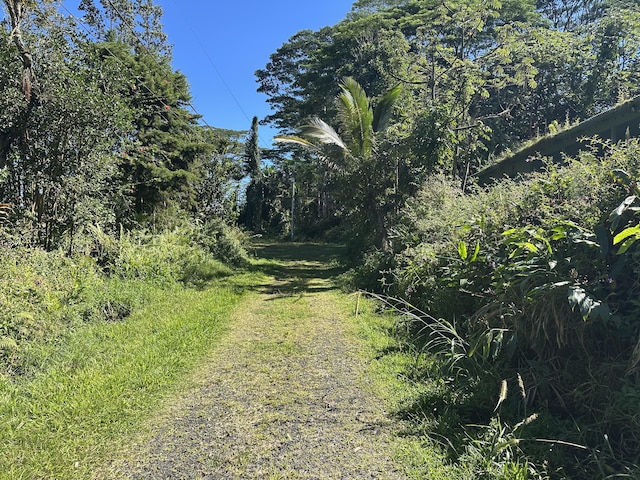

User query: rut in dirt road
[102,244,406,479]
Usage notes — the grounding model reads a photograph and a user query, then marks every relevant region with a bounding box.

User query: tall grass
[0,222,257,478]
[0,281,252,479]
[359,140,640,478]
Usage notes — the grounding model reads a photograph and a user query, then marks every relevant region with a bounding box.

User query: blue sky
[153,0,355,146]
[53,1,355,145]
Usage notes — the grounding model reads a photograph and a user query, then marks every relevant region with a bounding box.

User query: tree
[258,0,546,183]
[0,2,130,249]
[239,116,265,232]
[1,0,40,101]
[276,77,401,251]
[244,116,261,178]
[193,127,244,221]
[0,0,218,248]
[78,0,209,224]
[536,0,605,30]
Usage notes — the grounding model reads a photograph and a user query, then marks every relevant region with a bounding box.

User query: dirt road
[101,244,405,479]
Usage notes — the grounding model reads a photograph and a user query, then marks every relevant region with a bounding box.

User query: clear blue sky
[153,0,355,146]
[55,1,355,146]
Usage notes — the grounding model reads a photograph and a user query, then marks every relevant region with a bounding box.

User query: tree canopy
[0,0,243,249]
[256,0,640,250]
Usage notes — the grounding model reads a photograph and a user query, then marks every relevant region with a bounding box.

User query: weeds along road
[100,243,406,479]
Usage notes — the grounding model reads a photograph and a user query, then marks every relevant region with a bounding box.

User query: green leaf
[0,337,17,350]
[611,169,632,186]
[469,241,480,262]
[613,224,640,245]
[609,195,637,231]
[372,83,402,132]
[458,240,468,260]
[616,236,637,255]
[550,227,567,241]
[568,286,608,321]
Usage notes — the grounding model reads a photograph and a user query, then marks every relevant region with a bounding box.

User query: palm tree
[276,77,401,251]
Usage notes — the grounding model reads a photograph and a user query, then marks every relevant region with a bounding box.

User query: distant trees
[257,0,640,250]
[240,116,264,232]
[0,0,243,249]
[276,78,402,250]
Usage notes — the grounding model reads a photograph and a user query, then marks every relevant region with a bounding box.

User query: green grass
[342,294,469,479]
[0,272,262,479]
[0,240,537,479]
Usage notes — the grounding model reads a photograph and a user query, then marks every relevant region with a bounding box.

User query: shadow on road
[248,242,348,295]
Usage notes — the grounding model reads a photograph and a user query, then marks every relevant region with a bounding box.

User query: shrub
[0,248,141,376]
[376,140,640,477]
[195,219,250,266]
[0,220,244,377]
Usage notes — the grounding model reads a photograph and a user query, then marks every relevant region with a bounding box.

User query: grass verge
[0,272,260,480]
[342,293,470,479]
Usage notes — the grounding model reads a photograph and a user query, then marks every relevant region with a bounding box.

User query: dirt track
[101,244,405,479]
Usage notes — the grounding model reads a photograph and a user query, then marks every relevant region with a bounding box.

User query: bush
[0,220,246,377]
[375,140,640,477]
[0,248,142,376]
[195,219,250,266]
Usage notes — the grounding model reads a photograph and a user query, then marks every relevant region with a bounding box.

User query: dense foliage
[371,142,640,478]
[0,0,250,386]
[0,0,245,249]
[4,0,640,477]
[257,0,640,250]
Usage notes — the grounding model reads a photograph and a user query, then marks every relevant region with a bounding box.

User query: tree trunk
[4,0,38,101]
[374,204,390,252]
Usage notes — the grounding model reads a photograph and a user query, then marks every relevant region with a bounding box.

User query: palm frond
[338,77,374,157]
[299,117,349,151]
[273,135,318,149]
[373,83,402,132]
[0,203,12,223]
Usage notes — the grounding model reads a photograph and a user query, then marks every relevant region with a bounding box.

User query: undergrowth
[355,139,640,478]
[0,219,254,478]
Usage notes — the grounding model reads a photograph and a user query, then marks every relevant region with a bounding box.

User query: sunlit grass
[0,272,262,479]
[341,293,465,479]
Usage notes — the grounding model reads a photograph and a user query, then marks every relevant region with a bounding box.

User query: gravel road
[100,246,406,479]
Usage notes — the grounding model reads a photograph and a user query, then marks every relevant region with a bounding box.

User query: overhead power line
[55,0,269,152]
[99,0,268,149]
[56,1,177,117]
[99,0,222,134]
[166,0,270,150]
[167,0,251,124]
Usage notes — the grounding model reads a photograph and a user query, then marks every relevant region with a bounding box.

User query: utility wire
[101,0,265,149]
[57,0,267,155]
[58,0,219,137]
[56,1,176,118]
[53,1,224,188]
[99,0,222,134]
[168,0,251,124]
[166,0,270,150]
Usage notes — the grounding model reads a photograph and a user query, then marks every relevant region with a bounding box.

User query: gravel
[101,252,406,480]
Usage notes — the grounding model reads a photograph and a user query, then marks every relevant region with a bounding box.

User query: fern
[0,336,18,351]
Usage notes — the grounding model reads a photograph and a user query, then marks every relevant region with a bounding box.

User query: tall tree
[193,127,244,221]
[277,77,401,251]
[1,0,39,101]
[239,116,265,232]
[0,2,130,248]
[79,0,208,224]
[536,0,605,30]
[244,116,261,178]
